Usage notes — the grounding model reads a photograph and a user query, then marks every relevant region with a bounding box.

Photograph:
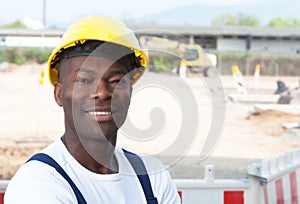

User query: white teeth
[88,111,112,116]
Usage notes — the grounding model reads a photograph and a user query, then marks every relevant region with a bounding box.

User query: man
[5,16,180,204]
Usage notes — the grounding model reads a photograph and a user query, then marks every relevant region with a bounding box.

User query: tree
[212,13,237,26]
[212,13,260,26]
[1,20,27,28]
[267,18,300,27]
[237,13,260,27]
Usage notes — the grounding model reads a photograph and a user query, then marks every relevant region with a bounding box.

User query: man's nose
[90,81,112,100]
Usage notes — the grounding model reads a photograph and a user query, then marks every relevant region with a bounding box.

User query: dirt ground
[245,109,300,137]
[0,143,48,179]
[1,63,300,179]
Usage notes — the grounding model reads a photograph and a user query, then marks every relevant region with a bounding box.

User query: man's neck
[61,133,119,174]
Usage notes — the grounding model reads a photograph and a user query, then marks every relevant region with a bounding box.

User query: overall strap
[123,149,158,204]
[26,153,87,204]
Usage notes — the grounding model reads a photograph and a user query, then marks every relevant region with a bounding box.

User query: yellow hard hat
[231,65,240,74]
[255,64,261,72]
[48,16,147,86]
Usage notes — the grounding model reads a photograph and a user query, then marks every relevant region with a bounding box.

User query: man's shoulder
[5,139,74,203]
[5,161,74,203]
[7,138,65,189]
[8,139,65,184]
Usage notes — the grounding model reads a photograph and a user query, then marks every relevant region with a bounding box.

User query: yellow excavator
[139,35,217,76]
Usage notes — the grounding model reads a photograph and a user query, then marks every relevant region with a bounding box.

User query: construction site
[0,62,299,170]
[0,60,300,202]
[1,25,300,203]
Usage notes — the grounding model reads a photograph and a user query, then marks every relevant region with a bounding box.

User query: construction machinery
[139,36,217,76]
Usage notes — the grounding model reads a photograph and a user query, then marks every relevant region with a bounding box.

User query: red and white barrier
[262,171,299,204]
[175,164,252,203]
[0,180,8,204]
[175,179,249,204]
[248,148,300,204]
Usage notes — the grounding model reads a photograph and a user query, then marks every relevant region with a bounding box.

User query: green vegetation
[148,51,180,72]
[1,20,27,28]
[2,47,52,65]
[267,18,300,27]
[212,13,260,26]
[146,51,300,76]
[216,51,300,76]
[212,13,300,27]
[1,47,299,76]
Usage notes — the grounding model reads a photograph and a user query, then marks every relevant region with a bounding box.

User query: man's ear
[54,82,63,107]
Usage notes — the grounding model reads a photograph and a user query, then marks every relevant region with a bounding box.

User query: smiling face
[54,55,132,143]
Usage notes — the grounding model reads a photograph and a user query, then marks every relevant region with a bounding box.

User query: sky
[0,0,267,28]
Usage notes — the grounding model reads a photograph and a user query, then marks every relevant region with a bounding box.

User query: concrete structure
[1,26,300,53]
[131,26,300,53]
[0,28,63,47]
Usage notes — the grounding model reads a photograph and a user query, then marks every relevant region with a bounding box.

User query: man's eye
[75,77,91,84]
[111,78,129,87]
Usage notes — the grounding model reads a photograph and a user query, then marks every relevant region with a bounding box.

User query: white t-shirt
[5,138,180,204]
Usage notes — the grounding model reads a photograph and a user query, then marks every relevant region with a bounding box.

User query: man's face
[54,55,132,142]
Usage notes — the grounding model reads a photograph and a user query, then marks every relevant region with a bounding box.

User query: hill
[126,0,300,26]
